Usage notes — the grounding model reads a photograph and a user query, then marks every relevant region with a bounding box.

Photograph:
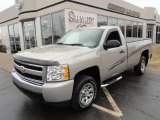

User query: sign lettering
[108,3,140,18]
[65,9,97,32]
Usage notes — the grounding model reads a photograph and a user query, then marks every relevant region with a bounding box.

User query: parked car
[12,26,152,111]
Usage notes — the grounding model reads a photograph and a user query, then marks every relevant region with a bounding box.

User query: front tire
[134,56,147,75]
[71,75,97,111]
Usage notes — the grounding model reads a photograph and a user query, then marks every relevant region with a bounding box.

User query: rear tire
[71,75,97,111]
[134,56,147,75]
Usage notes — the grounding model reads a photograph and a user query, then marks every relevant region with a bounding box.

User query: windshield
[56,29,104,48]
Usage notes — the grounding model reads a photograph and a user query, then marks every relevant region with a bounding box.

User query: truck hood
[14,45,94,65]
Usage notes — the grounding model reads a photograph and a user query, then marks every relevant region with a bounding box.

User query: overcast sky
[124,0,160,14]
[0,0,14,12]
[0,0,160,14]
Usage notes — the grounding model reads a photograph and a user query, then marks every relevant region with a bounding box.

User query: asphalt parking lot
[0,67,160,120]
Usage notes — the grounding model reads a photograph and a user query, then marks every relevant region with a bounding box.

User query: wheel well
[141,50,149,65]
[74,66,101,90]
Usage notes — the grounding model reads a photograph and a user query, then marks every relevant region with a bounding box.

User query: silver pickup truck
[12,26,152,111]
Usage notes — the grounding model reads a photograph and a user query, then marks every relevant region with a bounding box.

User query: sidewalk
[0,53,13,72]
[148,44,160,69]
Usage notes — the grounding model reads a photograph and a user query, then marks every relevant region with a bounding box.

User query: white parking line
[92,87,123,118]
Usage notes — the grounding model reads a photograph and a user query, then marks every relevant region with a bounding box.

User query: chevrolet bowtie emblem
[19,66,25,73]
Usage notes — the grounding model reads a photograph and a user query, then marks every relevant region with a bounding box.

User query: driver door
[101,29,127,81]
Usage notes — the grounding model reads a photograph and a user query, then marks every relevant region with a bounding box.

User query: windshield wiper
[56,42,85,47]
[56,42,64,45]
[67,43,84,47]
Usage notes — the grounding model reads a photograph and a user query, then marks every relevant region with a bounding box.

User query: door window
[105,31,122,45]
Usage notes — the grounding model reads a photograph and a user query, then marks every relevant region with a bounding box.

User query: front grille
[15,68,42,80]
[14,60,43,71]
[14,59,45,86]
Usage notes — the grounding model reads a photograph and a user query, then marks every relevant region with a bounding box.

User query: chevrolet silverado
[12,26,152,111]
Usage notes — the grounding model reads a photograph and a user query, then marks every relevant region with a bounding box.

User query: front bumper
[11,71,74,103]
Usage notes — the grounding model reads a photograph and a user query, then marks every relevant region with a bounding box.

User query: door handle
[120,50,126,54]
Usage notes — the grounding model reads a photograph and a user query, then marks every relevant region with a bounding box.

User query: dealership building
[0,0,160,53]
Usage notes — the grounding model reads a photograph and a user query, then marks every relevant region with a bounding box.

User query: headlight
[47,65,69,82]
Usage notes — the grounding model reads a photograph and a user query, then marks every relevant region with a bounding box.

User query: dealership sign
[108,3,140,18]
[15,0,23,10]
[65,9,97,32]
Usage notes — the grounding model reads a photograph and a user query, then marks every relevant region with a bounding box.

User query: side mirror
[104,40,121,50]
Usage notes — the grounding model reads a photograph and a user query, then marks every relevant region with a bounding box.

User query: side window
[106,31,122,45]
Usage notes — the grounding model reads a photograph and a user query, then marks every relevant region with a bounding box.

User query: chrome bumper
[12,71,74,102]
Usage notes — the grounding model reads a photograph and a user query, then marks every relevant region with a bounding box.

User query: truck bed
[126,37,152,69]
[126,38,151,43]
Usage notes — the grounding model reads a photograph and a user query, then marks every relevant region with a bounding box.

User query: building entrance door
[23,21,37,49]
[147,25,153,40]
[156,26,160,43]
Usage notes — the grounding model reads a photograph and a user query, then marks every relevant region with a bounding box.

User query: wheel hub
[141,58,146,72]
[79,83,95,107]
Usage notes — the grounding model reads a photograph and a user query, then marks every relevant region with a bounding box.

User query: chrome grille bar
[15,70,44,86]
[14,62,43,76]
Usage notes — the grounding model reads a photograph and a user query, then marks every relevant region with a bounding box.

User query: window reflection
[9,25,14,45]
[118,19,126,36]
[23,21,37,49]
[41,11,65,45]
[147,25,154,39]
[97,15,143,38]
[108,17,118,26]
[133,22,138,37]
[8,24,21,52]
[41,14,53,45]
[138,23,143,38]
[0,28,1,44]
[156,26,160,43]
[126,21,133,37]
[97,15,108,27]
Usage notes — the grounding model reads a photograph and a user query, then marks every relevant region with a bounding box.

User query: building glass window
[41,14,53,45]
[133,22,138,37]
[156,26,160,43]
[118,19,126,36]
[8,23,21,52]
[126,20,133,37]
[14,24,21,51]
[52,11,65,43]
[0,28,1,45]
[9,25,15,50]
[41,11,65,45]
[108,17,118,26]
[97,15,108,27]
[138,23,143,38]
[23,21,37,49]
[147,24,154,40]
